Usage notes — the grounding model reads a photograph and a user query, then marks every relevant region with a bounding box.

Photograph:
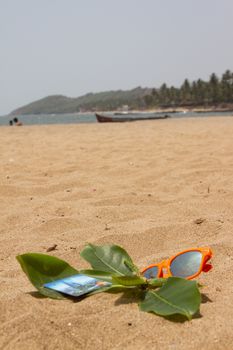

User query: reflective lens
[170,251,202,278]
[143,266,159,279]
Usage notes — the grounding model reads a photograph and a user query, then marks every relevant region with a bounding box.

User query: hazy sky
[1,0,232,115]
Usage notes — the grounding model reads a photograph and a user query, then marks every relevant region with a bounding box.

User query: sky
[1,0,233,115]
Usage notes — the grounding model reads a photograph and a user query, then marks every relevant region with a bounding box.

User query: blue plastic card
[44,274,111,297]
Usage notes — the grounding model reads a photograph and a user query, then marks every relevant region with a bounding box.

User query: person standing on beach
[9,120,13,126]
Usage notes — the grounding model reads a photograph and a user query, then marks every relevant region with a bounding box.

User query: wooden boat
[113,112,139,116]
[95,113,170,123]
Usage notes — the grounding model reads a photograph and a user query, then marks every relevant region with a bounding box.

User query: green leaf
[85,284,114,296]
[147,278,167,287]
[17,253,79,299]
[112,275,147,286]
[139,277,201,320]
[80,243,137,276]
[79,269,113,283]
[124,260,140,274]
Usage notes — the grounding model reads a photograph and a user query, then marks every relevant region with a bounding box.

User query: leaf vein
[150,291,190,318]
[90,248,125,276]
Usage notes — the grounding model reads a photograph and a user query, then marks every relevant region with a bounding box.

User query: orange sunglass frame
[141,247,213,280]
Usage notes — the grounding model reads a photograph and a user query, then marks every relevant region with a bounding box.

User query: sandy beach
[0,116,233,349]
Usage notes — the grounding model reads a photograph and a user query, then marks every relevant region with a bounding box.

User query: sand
[0,117,233,349]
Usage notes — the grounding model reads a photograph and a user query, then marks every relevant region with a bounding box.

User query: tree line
[11,70,233,114]
[143,70,233,109]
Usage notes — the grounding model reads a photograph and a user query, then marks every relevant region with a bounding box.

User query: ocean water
[0,113,95,126]
[0,111,232,126]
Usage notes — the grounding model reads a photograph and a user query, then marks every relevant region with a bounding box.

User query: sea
[0,111,233,126]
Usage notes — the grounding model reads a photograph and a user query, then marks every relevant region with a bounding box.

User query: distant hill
[10,70,233,115]
[10,87,151,115]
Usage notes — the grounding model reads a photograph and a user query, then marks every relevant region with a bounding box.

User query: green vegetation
[17,243,203,321]
[143,70,233,109]
[11,70,233,115]
[17,252,79,299]
[11,88,150,115]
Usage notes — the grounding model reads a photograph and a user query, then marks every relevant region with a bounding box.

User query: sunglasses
[142,247,213,280]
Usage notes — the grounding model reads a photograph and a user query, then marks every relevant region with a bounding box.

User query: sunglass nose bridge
[160,259,170,277]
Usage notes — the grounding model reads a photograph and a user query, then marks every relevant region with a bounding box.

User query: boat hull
[95,113,170,123]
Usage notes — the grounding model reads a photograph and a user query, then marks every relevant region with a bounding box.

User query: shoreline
[6,104,233,118]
